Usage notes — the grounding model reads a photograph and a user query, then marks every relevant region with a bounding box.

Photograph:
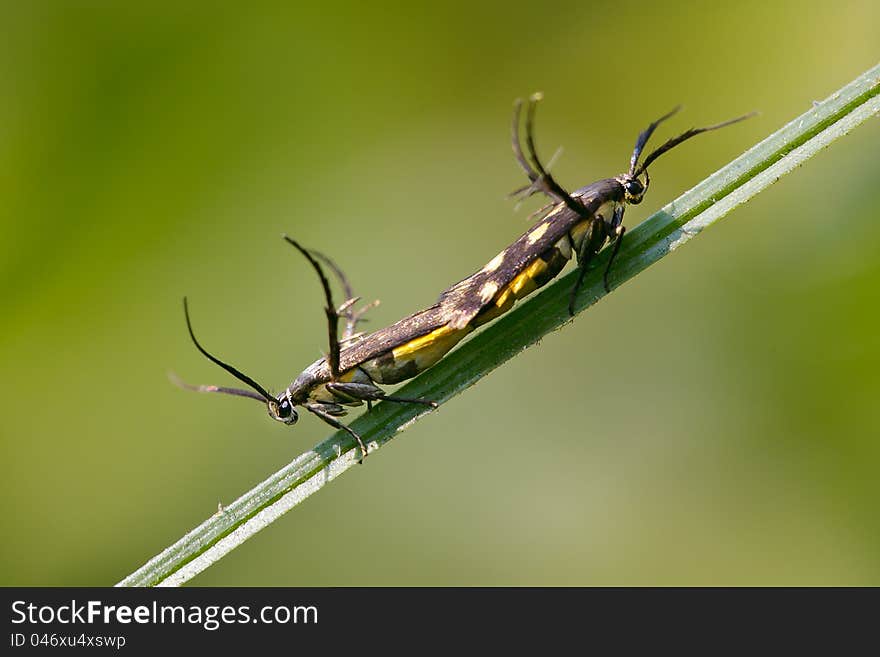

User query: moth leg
[509,151,562,208]
[341,300,379,344]
[600,206,627,293]
[526,200,557,223]
[284,237,342,378]
[510,99,539,187]
[511,95,588,221]
[569,224,600,316]
[379,394,438,407]
[305,402,368,463]
[569,258,590,317]
[603,225,626,293]
[511,96,567,204]
[326,382,439,409]
[312,250,379,341]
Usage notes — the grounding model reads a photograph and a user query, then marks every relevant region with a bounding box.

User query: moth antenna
[629,106,681,175]
[633,111,757,177]
[168,371,267,403]
[182,297,272,402]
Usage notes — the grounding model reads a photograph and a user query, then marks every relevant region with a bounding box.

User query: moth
[442,94,754,323]
[181,96,751,458]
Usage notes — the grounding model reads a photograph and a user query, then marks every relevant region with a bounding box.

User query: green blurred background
[1,1,878,586]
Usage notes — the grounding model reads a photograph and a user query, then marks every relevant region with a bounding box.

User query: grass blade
[117,63,880,587]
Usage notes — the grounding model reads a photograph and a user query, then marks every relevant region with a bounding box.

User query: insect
[440,94,755,324]
[180,96,752,458]
[182,238,444,460]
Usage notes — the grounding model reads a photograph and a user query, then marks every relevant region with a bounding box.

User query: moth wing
[337,303,451,372]
[439,203,586,329]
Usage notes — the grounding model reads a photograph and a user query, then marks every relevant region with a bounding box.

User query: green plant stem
[117,63,880,587]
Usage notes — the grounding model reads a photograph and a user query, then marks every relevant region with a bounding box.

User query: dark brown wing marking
[337,303,452,372]
[439,181,616,329]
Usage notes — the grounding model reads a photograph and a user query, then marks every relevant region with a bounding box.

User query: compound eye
[269,398,298,425]
[277,399,298,424]
[626,180,643,197]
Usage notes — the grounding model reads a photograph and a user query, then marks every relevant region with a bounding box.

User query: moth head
[619,174,647,205]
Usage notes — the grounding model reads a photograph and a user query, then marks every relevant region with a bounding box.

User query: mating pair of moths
[182,95,751,459]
